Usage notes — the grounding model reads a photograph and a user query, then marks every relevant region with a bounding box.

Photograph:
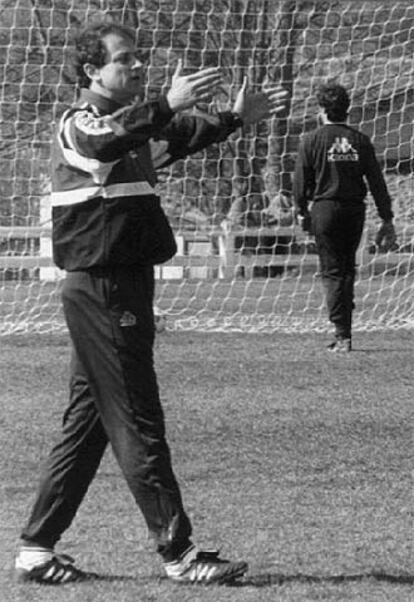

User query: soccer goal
[0,0,413,335]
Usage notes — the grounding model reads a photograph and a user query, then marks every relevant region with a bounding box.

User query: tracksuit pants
[311,200,365,339]
[20,267,192,561]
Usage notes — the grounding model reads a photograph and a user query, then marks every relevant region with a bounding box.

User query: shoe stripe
[61,570,74,583]
[205,566,217,582]
[44,566,56,580]
[54,568,66,582]
[197,565,213,581]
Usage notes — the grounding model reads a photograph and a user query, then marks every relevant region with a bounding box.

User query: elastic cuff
[158,94,175,120]
[217,111,244,134]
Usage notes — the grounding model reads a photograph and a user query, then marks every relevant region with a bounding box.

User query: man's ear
[317,107,326,125]
[83,63,100,83]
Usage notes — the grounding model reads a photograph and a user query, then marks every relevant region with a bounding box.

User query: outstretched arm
[61,61,223,164]
[152,70,288,169]
[232,77,288,125]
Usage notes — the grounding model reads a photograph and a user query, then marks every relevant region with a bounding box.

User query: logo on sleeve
[327,137,359,162]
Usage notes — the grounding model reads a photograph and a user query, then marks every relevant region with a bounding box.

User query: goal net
[1,0,413,335]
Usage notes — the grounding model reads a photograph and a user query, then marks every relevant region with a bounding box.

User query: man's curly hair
[316,83,350,122]
[74,22,136,89]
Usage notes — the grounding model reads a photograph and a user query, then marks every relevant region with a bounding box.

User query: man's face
[89,32,145,103]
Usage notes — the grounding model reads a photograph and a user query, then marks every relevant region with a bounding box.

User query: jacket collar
[77,88,125,114]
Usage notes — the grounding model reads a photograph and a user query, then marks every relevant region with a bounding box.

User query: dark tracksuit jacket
[21,89,242,559]
[293,122,393,337]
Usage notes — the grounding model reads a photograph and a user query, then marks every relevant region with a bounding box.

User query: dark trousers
[21,267,192,561]
[312,201,365,339]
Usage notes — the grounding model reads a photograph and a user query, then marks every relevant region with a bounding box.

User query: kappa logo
[119,310,137,327]
[327,137,359,162]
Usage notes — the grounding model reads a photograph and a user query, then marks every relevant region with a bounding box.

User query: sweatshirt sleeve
[61,96,174,163]
[292,136,315,215]
[361,139,394,221]
[150,111,242,169]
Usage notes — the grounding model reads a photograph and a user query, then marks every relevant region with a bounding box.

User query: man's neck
[325,119,347,125]
[88,82,136,106]
[320,112,347,125]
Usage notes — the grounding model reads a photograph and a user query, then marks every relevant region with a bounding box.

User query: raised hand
[166,60,223,112]
[232,77,288,125]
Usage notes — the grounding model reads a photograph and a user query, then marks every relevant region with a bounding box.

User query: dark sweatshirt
[293,122,393,221]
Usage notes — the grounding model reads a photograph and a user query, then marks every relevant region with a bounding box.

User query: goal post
[0,0,413,335]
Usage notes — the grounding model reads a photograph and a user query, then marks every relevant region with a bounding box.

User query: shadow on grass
[84,573,141,583]
[237,571,414,588]
[355,348,412,354]
[84,571,414,587]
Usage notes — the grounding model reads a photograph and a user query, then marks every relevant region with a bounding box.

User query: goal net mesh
[0,0,413,335]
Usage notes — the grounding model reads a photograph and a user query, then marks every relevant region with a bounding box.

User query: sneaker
[164,546,248,584]
[327,338,352,353]
[15,553,92,585]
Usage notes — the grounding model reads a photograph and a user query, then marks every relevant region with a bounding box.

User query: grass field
[1,329,413,601]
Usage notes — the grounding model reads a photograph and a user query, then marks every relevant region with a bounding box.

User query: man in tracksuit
[293,83,396,352]
[15,22,287,585]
